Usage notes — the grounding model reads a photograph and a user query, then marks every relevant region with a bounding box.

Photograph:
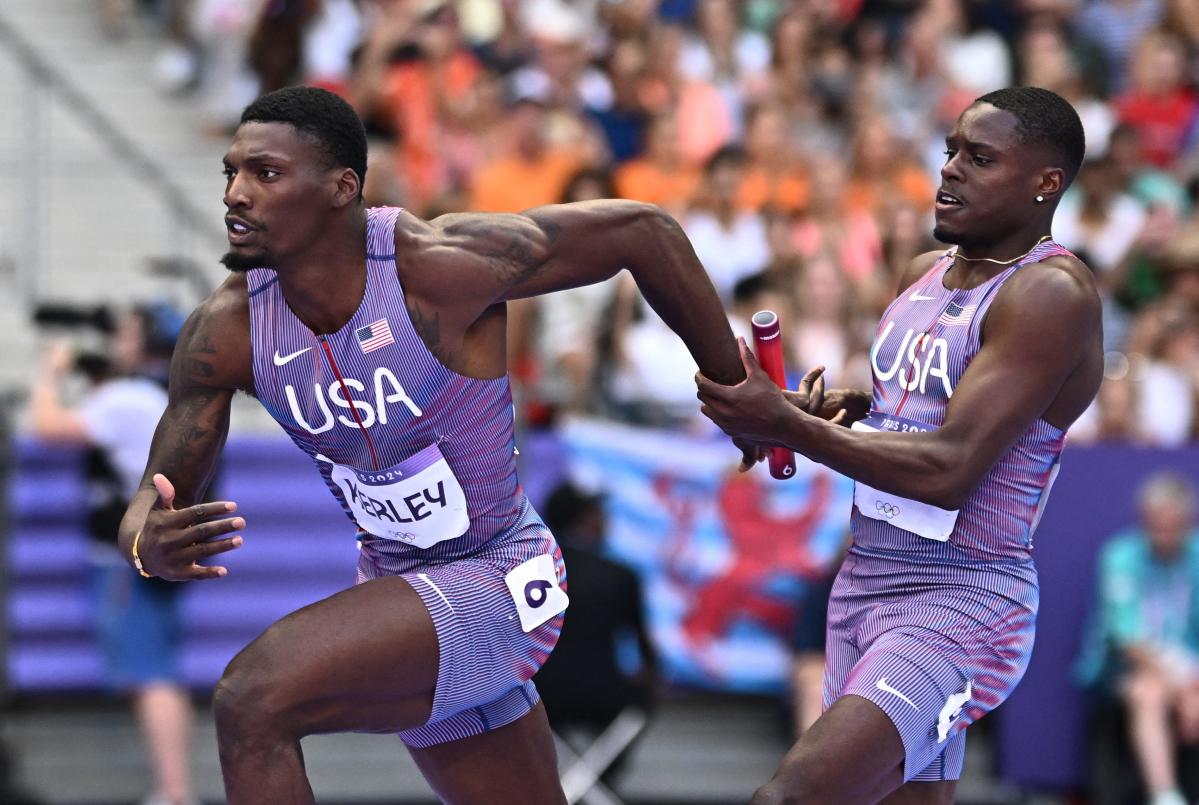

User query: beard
[931,223,956,245]
[220,248,271,272]
[932,222,981,248]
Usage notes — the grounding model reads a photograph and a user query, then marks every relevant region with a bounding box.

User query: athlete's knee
[751,757,839,805]
[213,654,297,743]
[748,748,863,805]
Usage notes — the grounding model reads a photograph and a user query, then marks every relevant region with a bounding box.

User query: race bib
[852,412,959,542]
[326,442,469,549]
[505,554,569,633]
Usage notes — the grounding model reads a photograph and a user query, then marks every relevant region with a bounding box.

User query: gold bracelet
[131,530,153,579]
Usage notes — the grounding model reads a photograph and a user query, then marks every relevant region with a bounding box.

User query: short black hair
[240,85,367,198]
[973,86,1085,185]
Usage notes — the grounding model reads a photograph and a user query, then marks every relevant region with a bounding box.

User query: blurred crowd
[108,0,1199,442]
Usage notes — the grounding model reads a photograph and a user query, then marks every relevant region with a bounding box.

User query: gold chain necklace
[954,234,1052,266]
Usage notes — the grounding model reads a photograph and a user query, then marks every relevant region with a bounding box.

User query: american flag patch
[355,318,395,353]
[938,302,977,327]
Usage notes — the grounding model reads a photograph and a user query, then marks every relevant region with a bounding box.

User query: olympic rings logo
[875,501,901,518]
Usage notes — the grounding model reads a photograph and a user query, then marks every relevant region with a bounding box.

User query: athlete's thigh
[407,702,566,805]
[223,575,437,734]
[768,693,907,803]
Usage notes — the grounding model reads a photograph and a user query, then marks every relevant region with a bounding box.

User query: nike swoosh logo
[876,677,920,710]
[273,347,312,366]
[417,573,456,613]
[909,291,937,301]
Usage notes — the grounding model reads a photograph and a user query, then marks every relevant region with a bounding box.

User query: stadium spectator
[468,95,587,212]
[102,0,1199,448]
[1128,300,1199,445]
[29,306,195,805]
[1053,157,1147,283]
[510,168,623,418]
[1114,29,1198,169]
[1077,472,1199,805]
[1077,0,1167,91]
[789,155,884,291]
[682,145,771,303]
[535,481,658,787]
[614,109,701,216]
[738,102,810,213]
[786,250,871,391]
[352,1,483,212]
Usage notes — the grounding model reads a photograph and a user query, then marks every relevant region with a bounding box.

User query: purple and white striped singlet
[244,206,564,747]
[824,240,1074,781]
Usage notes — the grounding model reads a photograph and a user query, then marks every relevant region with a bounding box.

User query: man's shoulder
[983,255,1098,335]
[200,273,251,322]
[176,274,253,391]
[995,253,1101,319]
[896,249,946,296]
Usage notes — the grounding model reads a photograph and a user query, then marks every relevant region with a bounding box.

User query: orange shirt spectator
[739,167,809,213]
[468,100,582,212]
[382,51,481,207]
[845,115,934,216]
[615,162,701,211]
[469,149,582,212]
[844,164,933,217]
[614,111,700,213]
[737,103,810,212]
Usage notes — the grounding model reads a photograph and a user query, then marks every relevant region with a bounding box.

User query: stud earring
[1035,194,1045,203]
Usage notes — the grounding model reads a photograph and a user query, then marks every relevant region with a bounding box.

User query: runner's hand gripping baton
[751,310,796,480]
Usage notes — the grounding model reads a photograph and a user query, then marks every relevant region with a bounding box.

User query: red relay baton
[751,310,796,480]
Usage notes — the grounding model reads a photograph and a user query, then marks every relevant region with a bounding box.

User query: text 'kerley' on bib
[851,412,959,542]
[323,441,469,549]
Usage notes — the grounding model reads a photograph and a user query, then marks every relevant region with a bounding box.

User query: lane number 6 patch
[505,554,569,633]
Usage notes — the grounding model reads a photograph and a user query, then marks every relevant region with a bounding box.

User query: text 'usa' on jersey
[852,241,1073,566]
[244,207,526,566]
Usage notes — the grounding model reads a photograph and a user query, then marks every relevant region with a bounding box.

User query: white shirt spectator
[1052,189,1147,275]
[1137,361,1194,447]
[683,211,771,302]
[608,313,700,420]
[942,29,1012,95]
[78,378,168,498]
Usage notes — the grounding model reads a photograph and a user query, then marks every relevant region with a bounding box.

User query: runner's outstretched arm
[117,278,251,580]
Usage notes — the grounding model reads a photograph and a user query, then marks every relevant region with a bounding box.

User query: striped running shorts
[356,507,567,748]
[823,551,1038,781]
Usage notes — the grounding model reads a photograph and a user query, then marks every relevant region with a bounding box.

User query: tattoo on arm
[458,216,558,285]
[406,299,441,350]
[192,336,218,354]
[535,218,562,246]
[482,237,543,284]
[185,359,215,378]
[156,385,224,482]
